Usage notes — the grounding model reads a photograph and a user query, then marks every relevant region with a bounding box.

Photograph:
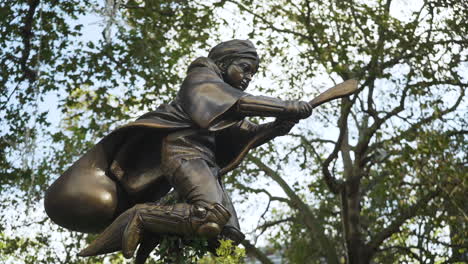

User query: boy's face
[224,58,258,91]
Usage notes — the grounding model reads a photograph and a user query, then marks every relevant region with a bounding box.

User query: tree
[1,0,466,263]
[1,0,222,262]
[219,0,467,263]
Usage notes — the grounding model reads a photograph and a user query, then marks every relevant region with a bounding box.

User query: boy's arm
[235,95,312,120]
[226,93,308,148]
[233,119,298,148]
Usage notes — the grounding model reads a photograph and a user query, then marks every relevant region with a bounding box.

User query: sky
[2,0,465,262]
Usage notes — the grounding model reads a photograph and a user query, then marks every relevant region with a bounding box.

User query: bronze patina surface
[44,39,324,263]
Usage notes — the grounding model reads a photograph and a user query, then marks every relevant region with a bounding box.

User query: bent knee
[44,174,119,233]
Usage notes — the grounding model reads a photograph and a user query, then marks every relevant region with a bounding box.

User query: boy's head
[208,39,260,90]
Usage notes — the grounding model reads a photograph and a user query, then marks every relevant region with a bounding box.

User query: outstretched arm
[229,118,299,148]
[250,119,298,148]
[219,79,358,176]
[234,95,312,120]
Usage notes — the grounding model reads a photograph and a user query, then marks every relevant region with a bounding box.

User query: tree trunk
[341,179,366,264]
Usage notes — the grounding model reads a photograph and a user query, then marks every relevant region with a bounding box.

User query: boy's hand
[286,101,313,119]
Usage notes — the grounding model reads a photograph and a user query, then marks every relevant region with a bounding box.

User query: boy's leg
[169,158,224,208]
[79,159,237,258]
[122,159,231,257]
[220,186,245,244]
[169,159,245,244]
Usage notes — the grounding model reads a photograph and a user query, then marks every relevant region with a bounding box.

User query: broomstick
[219,79,359,176]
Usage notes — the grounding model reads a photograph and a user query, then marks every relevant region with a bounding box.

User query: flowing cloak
[50,58,253,206]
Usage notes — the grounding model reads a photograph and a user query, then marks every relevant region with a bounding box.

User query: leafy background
[0,0,467,263]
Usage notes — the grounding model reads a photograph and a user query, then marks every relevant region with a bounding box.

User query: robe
[55,57,253,206]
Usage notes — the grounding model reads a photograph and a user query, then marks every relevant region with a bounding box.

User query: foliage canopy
[0,0,466,263]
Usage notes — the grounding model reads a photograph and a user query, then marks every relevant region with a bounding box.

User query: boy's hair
[208,39,260,73]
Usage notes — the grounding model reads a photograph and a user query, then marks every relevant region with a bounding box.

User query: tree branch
[236,183,291,206]
[225,0,309,40]
[20,0,40,82]
[249,155,340,264]
[367,83,467,158]
[322,97,354,194]
[377,245,422,262]
[242,239,274,264]
[257,217,295,235]
[365,188,441,257]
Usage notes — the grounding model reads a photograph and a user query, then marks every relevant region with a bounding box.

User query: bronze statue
[44,39,356,263]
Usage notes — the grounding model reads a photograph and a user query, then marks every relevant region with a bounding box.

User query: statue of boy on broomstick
[44,39,357,263]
